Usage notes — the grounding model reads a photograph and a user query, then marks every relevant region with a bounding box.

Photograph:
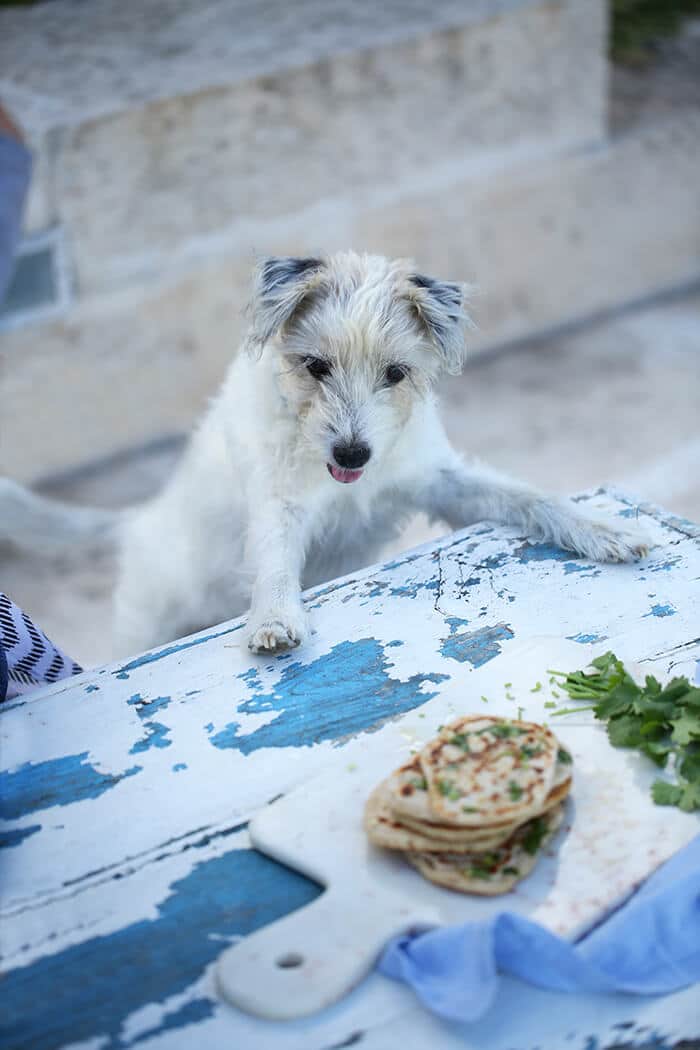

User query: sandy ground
[2,290,699,668]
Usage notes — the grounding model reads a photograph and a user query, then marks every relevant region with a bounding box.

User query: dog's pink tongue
[328,464,363,484]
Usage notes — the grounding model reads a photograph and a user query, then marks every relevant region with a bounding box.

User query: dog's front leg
[244,500,310,654]
[422,455,649,564]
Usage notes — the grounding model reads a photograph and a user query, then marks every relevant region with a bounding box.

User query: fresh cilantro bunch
[552,652,700,812]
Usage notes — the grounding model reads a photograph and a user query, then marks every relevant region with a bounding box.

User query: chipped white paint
[1,489,699,1049]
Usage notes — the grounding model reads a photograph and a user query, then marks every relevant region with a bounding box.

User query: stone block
[1,257,251,481]
[351,114,700,349]
[4,110,698,482]
[41,0,605,294]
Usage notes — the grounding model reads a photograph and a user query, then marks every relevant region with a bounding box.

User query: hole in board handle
[276,952,304,969]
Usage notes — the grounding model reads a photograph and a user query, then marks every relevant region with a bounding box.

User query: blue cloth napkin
[378,834,700,1023]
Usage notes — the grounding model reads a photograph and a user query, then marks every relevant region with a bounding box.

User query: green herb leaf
[437,779,462,801]
[521,744,544,759]
[651,780,683,807]
[555,653,700,812]
[468,852,500,878]
[449,732,471,752]
[479,723,528,739]
[522,817,548,855]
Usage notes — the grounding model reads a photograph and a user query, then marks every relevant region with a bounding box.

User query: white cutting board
[216,637,699,1019]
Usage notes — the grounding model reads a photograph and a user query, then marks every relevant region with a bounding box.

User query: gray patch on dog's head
[247,256,326,351]
[404,272,473,374]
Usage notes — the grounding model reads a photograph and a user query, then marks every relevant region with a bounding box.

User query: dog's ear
[246,256,325,351]
[404,273,474,373]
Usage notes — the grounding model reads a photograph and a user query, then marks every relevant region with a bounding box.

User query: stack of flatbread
[364,715,572,895]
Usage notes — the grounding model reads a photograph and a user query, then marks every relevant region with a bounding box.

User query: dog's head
[245,251,473,484]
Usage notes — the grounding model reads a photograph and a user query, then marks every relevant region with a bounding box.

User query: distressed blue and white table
[2,488,699,1050]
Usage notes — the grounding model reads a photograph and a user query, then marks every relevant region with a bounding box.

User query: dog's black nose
[333,442,371,469]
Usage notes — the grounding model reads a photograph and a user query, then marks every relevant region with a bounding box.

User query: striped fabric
[0,593,81,701]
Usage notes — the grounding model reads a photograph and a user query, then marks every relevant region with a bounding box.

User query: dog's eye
[385,364,408,386]
[305,357,331,380]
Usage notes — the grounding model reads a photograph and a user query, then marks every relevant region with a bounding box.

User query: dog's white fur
[0,252,648,658]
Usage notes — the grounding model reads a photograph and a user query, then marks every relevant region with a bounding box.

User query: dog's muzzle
[328,442,371,484]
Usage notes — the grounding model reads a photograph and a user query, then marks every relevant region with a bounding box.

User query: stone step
[3,109,699,483]
[0,0,606,289]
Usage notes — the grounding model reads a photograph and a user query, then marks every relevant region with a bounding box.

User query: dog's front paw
[246,609,308,654]
[567,520,650,564]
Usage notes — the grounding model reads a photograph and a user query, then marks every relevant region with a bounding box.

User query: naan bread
[364,782,534,853]
[363,783,488,852]
[384,755,436,823]
[399,771,571,846]
[406,802,566,896]
[419,715,559,828]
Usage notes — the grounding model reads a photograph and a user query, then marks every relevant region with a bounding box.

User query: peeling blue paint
[127,694,172,718]
[129,997,215,1046]
[644,603,677,618]
[0,755,142,821]
[209,637,447,754]
[85,684,100,693]
[440,623,514,666]
[126,695,173,752]
[382,551,422,571]
[0,823,41,849]
[514,541,572,564]
[115,623,243,676]
[389,578,439,599]
[1,845,320,1050]
[172,763,187,773]
[646,555,683,574]
[130,722,172,753]
[563,562,599,576]
[306,580,347,608]
[237,667,263,691]
[566,632,607,644]
[445,616,470,633]
[618,507,639,519]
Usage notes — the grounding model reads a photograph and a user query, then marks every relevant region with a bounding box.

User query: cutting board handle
[216,883,438,1020]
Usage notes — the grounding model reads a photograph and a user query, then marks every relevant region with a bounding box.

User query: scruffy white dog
[1,252,647,657]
